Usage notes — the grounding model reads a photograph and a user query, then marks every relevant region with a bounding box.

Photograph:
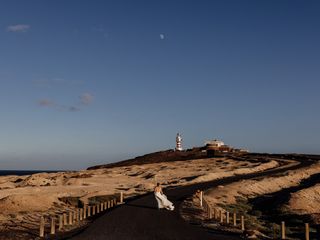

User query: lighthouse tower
[176,133,183,151]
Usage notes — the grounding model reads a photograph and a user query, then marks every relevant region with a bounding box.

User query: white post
[200,191,203,207]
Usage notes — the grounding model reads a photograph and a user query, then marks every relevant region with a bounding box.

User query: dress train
[154,192,174,211]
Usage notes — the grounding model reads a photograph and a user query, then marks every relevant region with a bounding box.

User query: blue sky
[0,0,320,170]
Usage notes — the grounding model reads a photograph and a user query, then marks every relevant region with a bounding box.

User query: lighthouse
[176,133,183,151]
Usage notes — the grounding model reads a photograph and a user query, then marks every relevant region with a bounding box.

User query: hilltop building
[206,139,232,154]
[205,139,225,148]
[205,139,248,157]
[176,133,183,151]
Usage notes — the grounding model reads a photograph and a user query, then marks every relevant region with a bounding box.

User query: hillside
[87,147,207,170]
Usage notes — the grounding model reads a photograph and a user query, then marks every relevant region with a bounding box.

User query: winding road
[66,156,315,240]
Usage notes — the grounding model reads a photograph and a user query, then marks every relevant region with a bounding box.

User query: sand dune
[0,157,277,237]
[287,184,320,223]
[205,161,320,217]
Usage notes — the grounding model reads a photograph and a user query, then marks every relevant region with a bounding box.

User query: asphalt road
[67,188,241,240]
[67,157,314,240]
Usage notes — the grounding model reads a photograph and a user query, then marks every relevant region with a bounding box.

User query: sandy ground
[286,184,320,223]
[205,161,320,220]
[0,157,278,237]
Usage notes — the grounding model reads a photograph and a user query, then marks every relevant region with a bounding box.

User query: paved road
[67,188,241,240]
[67,157,314,240]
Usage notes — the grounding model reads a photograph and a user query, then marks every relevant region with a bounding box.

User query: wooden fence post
[281,221,286,239]
[233,212,237,226]
[226,211,230,224]
[80,209,83,221]
[63,213,67,225]
[208,207,212,219]
[220,210,224,223]
[39,216,45,238]
[114,198,117,205]
[83,205,87,219]
[241,216,245,231]
[305,223,309,240]
[68,211,73,225]
[214,208,217,219]
[59,215,63,231]
[50,217,55,235]
[93,205,96,215]
[97,204,100,213]
[200,191,203,207]
[88,206,91,217]
[120,192,124,203]
[100,203,103,212]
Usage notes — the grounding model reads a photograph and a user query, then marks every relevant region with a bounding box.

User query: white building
[205,139,225,148]
[176,133,183,151]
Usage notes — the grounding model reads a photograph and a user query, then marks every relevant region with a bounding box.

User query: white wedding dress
[154,192,174,210]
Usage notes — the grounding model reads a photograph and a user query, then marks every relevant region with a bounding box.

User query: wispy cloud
[160,34,165,40]
[37,93,94,112]
[38,99,55,107]
[7,24,30,33]
[80,93,94,105]
[38,100,81,112]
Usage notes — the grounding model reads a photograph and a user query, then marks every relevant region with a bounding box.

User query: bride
[154,183,174,211]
